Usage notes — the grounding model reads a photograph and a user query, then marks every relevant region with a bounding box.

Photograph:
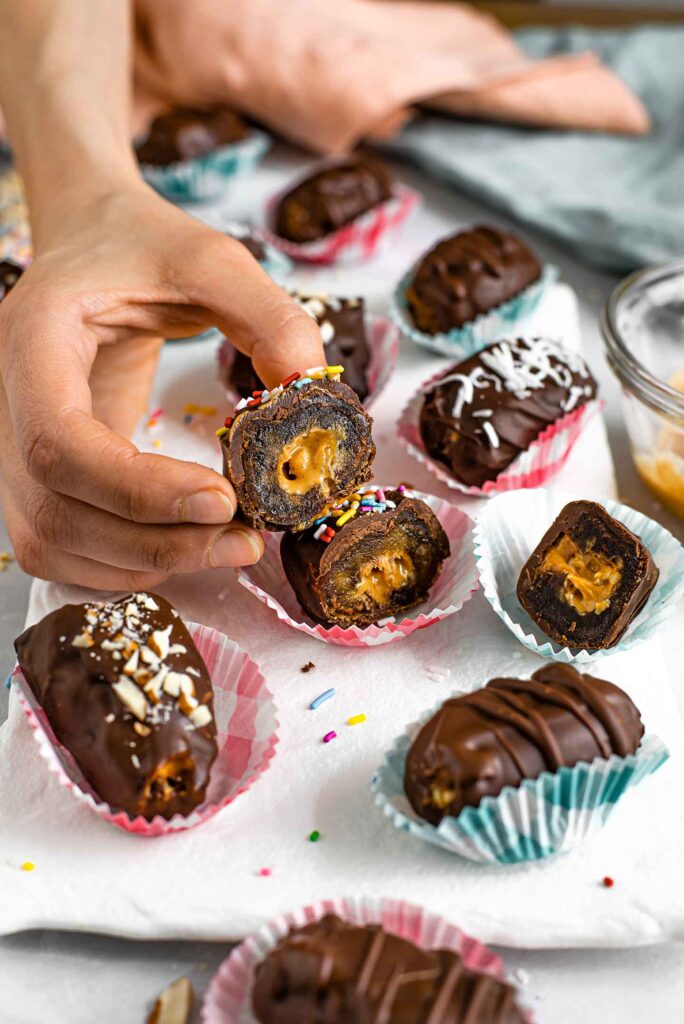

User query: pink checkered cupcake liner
[12,623,279,837]
[217,313,399,411]
[261,183,421,265]
[237,488,478,647]
[398,365,604,498]
[202,896,535,1024]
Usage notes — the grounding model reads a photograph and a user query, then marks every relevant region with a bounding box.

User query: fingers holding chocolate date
[0,186,327,588]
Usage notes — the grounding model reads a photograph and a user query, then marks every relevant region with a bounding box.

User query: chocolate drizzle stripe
[424,956,464,1024]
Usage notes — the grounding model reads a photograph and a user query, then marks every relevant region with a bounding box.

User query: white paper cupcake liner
[140,129,271,203]
[217,313,399,410]
[373,703,669,865]
[390,263,558,358]
[474,488,684,663]
[261,183,421,265]
[237,488,478,647]
[398,363,603,497]
[12,623,279,836]
[202,896,535,1024]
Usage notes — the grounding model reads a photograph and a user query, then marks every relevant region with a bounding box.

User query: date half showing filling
[252,914,526,1024]
[405,663,644,825]
[14,592,217,820]
[280,487,450,628]
[220,367,375,531]
[517,499,658,649]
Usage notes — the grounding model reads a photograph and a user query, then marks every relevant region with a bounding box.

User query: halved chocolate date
[274,156,393,243]
[517,500,658,649]
[227,293,370,402]
[405,663,644,825]
[14,593,217,820]
[280,488,449,628]
[222,374,375,532]
[406,225,541,335]
[252,914,526,1024]
[420,337,597,487]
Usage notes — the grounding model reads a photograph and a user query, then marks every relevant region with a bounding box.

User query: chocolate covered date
[406,225,541,335]
[517,499,658,649]
[420,337,597,487]
[220,368,375,532]
[280,487,449,628]
[405,663,644,824]
[135,106,247,165]
[15,593,217,820]
[252,914,526,1024]
[274,156,392,243]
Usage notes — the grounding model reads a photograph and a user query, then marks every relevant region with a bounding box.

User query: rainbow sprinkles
[312,485,410,544]
[215,365,345,439]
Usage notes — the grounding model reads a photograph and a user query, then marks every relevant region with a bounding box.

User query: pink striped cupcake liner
[202,896,535,1024]
[398,365,604,498]
[11,623,279,837]
[217,313,399,411]
[237,489,478,647]
[261,182,421,265]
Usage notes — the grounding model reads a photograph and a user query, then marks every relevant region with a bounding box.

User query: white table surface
[1,142,683,1024]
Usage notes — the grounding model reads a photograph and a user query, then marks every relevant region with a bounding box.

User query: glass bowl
[602,258,684,519]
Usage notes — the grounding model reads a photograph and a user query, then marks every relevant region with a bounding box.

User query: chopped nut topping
[134,722,152,737]
[112,678,149,721]
[72,632,94,649]
[189,705,212,729]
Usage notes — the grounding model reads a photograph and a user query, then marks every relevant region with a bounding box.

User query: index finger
[1,304,236,525]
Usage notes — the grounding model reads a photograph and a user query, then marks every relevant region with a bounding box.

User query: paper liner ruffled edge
[260,184,421,265]
[397,362,604,497]
[217,313,399,411]
[390,263,558,358]
[474,490,684,663]
[237,490,478,647]
[12,622,279,836]
[140,129,271,203]
[372,705,669,864]
[201,895,536,1024]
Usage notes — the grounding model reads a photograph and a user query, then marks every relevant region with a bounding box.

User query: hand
[0,183,325,589]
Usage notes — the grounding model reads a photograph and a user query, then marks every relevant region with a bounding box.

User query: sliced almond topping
[144,666,168,701]
[189,705,212,729]
[72,632,94,649]
[123,649,140,676]
[178,691,198,716]
[112,678,149,721]
[149,624,173,660]
[146,976,193,1024]
[140,645,160,666]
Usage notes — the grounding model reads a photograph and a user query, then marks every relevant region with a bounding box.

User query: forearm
[0,0,141,252]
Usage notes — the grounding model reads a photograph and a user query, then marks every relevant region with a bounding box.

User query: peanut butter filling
[542,534,622,616]
[276,428,342,496]
[354,549,414,605]
[142,753,194,809]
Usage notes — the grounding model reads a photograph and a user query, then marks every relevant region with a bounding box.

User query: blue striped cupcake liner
[373,712,669,865]
[390,263,558,359]
[474,489,684,664]
[140,129,271,203]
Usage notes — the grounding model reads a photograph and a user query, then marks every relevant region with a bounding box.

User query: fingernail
[208,526,263,567]
[180,489,235,524]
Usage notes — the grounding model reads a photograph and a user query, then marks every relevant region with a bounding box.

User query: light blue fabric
[382,27,684,272]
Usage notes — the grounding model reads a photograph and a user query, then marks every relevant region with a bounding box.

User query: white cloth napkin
[3,279,682,949]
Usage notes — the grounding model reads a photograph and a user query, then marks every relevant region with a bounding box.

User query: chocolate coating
[15,593,217,820]
[517,499,659,650]
[420,337,598,487]
[406,225,541,334]
[281,489,450,628]
[405,664,644,824]
[135,107,248,166]
[252,914,525,1024]
[274,156,392,243]
[227,293,369,401]
[227,225,267,262]
[222,376,375,532]
[0,259,23,301]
